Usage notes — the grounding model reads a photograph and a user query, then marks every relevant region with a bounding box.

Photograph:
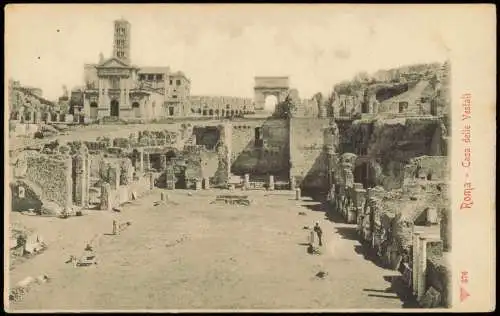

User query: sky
[5,4,456,101]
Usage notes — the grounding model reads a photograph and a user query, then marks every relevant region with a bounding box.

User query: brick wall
[230,119,289,178]
[290,118,330,190]
[25,153,72,208]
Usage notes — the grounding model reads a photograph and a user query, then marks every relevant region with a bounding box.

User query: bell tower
[113,18,131,64]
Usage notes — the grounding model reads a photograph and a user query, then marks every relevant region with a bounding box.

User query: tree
[276,94,296,119]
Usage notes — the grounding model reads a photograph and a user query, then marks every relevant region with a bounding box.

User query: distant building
[77,19,251,121]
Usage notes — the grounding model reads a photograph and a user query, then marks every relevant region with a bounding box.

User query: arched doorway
[110,99,119,117]
[132,102,140,118]
[264,95,278,113]
[90,102,98,119]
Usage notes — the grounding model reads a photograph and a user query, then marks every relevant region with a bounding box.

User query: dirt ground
[7,190,411,311]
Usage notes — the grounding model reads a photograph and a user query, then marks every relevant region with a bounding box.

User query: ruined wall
[230,119,289,178]
[25,153,72,208]
[290,118,331,191]
[346,117,447,190]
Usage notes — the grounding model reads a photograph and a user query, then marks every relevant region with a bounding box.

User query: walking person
[313,221,323,246]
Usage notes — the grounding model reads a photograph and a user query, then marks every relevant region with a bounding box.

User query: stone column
[268,175,275,191]
[417,236,427,302]
[72,150,88,207]
[289,176,296,191]
[100,183,112,211]
[138,148,144,174]
[412,232,421,297]
[46,112,52,123]
[203,177,210,189]
[143,152,150,172]
[160,154,167,171]
[64,155,73,212]
[149,172,154,190]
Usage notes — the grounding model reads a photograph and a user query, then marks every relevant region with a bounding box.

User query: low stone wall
[24,153,72,209]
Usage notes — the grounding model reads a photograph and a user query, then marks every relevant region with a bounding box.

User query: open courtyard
[8,190,412,311]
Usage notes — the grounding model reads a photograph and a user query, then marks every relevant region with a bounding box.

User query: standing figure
[314,221,323,246]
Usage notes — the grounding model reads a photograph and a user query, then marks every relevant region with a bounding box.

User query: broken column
[268,175,275,191]
[100,183,112,211]
[33,111,40,124]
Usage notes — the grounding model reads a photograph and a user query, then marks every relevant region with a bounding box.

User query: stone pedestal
[295,188,301,200]
[268,175,275,191]
[203,177,210,189]
[244,174,250,190]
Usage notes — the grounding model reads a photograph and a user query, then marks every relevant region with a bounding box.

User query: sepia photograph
[4,4,495,312]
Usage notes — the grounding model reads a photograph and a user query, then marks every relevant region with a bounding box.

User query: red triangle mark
[460,287,470,302]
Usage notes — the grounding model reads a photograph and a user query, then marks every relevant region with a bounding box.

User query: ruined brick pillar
[27,111,34,123]
[33,111,40,124]
[160,154,167,171]
[107,163,120,190]
[100,183,112,211]
[195,180,202,190]
[203,177,210,189]
[268,175,275,191]
[46,112,52,123]
[412,232,421,297]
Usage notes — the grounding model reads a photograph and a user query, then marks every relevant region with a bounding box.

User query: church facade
[76,19,255,121]
[78,19,191,121]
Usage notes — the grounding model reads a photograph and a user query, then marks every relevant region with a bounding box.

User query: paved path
[8,190,411,311]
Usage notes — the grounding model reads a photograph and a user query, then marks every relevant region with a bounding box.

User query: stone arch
[254,76,290,112]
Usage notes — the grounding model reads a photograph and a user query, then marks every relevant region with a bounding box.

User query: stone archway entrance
[254,76,290,112]
[110,99,120,117]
